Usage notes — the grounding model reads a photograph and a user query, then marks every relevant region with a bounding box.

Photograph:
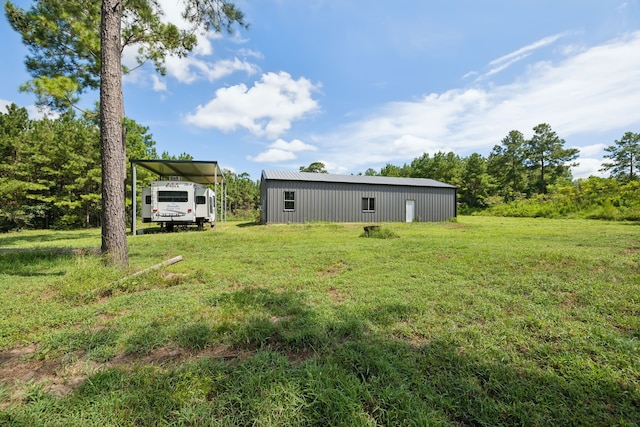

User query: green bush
[359,226,399,239]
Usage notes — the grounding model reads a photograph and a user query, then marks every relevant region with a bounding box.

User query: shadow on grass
[0,230,97,248]
[234,221,262,228]
[3,287,639,426]
[0,251,77,277]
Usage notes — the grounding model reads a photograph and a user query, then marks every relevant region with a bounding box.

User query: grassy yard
[0,217,638,426]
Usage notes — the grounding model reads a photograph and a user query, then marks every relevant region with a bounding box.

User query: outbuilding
[260,170,457,224]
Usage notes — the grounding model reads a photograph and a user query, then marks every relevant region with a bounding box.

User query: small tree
[225,171,259,216]
[601,132,640,182]
[488,130,528,200]
[300,161,328,173]
[524,124,579,194]
[410,151,463,185]
[379,163,411,177]
[459,153,491,209]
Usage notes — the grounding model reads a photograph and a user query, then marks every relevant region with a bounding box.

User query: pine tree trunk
[100,0,128,267]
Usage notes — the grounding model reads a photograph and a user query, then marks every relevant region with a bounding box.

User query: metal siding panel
[262,176,456,223]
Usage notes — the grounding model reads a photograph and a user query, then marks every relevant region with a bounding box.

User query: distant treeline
[361,125,640,220]
[0,104,258,231]
[1,103,638,231]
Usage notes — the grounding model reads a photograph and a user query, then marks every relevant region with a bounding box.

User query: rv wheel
[166,223,175,232]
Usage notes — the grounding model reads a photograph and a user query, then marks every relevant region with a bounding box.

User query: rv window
[284,191,295,211]
[196,196,206,205]
[362,197,375,212]
[158,191,188,203]
[145,195,151,204]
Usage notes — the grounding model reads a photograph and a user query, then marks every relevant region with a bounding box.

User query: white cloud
[570,144,608,179]
[248,138,317,163]
[0,98,59,120]
[164,55,258,84]
[485,53,532,77]
[270,138,317,152]
[577,143,607,158]
[237,48,264,60]
[185,71,321,138]
[313,31,640,174]
[151,75,168,92]
[27,105,58,120]
[489,33,566,68]
[389,135,443,156]
[121,0,255,88]
[471,33,566,81]
[248,148,296,162]
[573,157,607,179]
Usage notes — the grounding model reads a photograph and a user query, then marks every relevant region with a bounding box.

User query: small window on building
[196,196,206,205]
[362,197,375,212]
[284,191,295,211]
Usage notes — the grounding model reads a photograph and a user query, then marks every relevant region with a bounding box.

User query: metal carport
[130,159,226,235]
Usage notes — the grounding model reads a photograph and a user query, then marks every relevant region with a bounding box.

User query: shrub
[360,226,399,239]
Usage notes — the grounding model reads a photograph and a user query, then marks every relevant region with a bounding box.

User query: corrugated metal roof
[131,160,225,185]
[261,170,456,188]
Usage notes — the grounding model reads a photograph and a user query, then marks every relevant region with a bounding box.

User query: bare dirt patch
[0,344,254,409]
[318,261,347,277]
[326,287,346,304]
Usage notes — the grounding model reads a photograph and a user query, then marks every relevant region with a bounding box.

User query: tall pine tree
[6,0,247,266]
[524,123,579,194]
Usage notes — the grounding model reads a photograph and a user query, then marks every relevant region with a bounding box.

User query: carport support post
[215,168,218,230]
[131,162,137,236]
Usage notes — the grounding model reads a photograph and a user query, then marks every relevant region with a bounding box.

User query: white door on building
[405,200,415,222]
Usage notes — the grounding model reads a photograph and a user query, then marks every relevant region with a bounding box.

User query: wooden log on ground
[110,256,184,286]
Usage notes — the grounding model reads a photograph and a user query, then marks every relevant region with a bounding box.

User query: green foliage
[299,161,328,173]
[224,170,259,219]
[480,176,640,220]
[601,131,640,182]
[0,106,100,230]
[4,0,100,108]
[372,124,640,221]
[4,0,247,109]
[6,0,248,267]
[459,153,492,209]
[161,151,193,160]
[359,226,399,239]
[410,151,463,185]
[379,162,412,177]
[488,129,528,199]
[0,103,164,230]
[525,123,579,194]
[0,102,263,230]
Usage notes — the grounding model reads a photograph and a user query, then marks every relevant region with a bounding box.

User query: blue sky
[1,0,640,181]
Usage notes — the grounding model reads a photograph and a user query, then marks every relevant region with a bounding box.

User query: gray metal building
[260,170,457,224]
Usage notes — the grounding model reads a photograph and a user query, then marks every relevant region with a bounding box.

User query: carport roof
[131,160,225,185]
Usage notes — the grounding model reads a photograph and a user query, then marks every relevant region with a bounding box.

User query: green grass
[1,217,639,426]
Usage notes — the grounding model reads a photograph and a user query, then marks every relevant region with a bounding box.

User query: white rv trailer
[142,180,216,231]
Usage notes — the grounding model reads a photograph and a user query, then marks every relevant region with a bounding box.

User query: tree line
[361,124,639,219]
[0,103,259,231]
